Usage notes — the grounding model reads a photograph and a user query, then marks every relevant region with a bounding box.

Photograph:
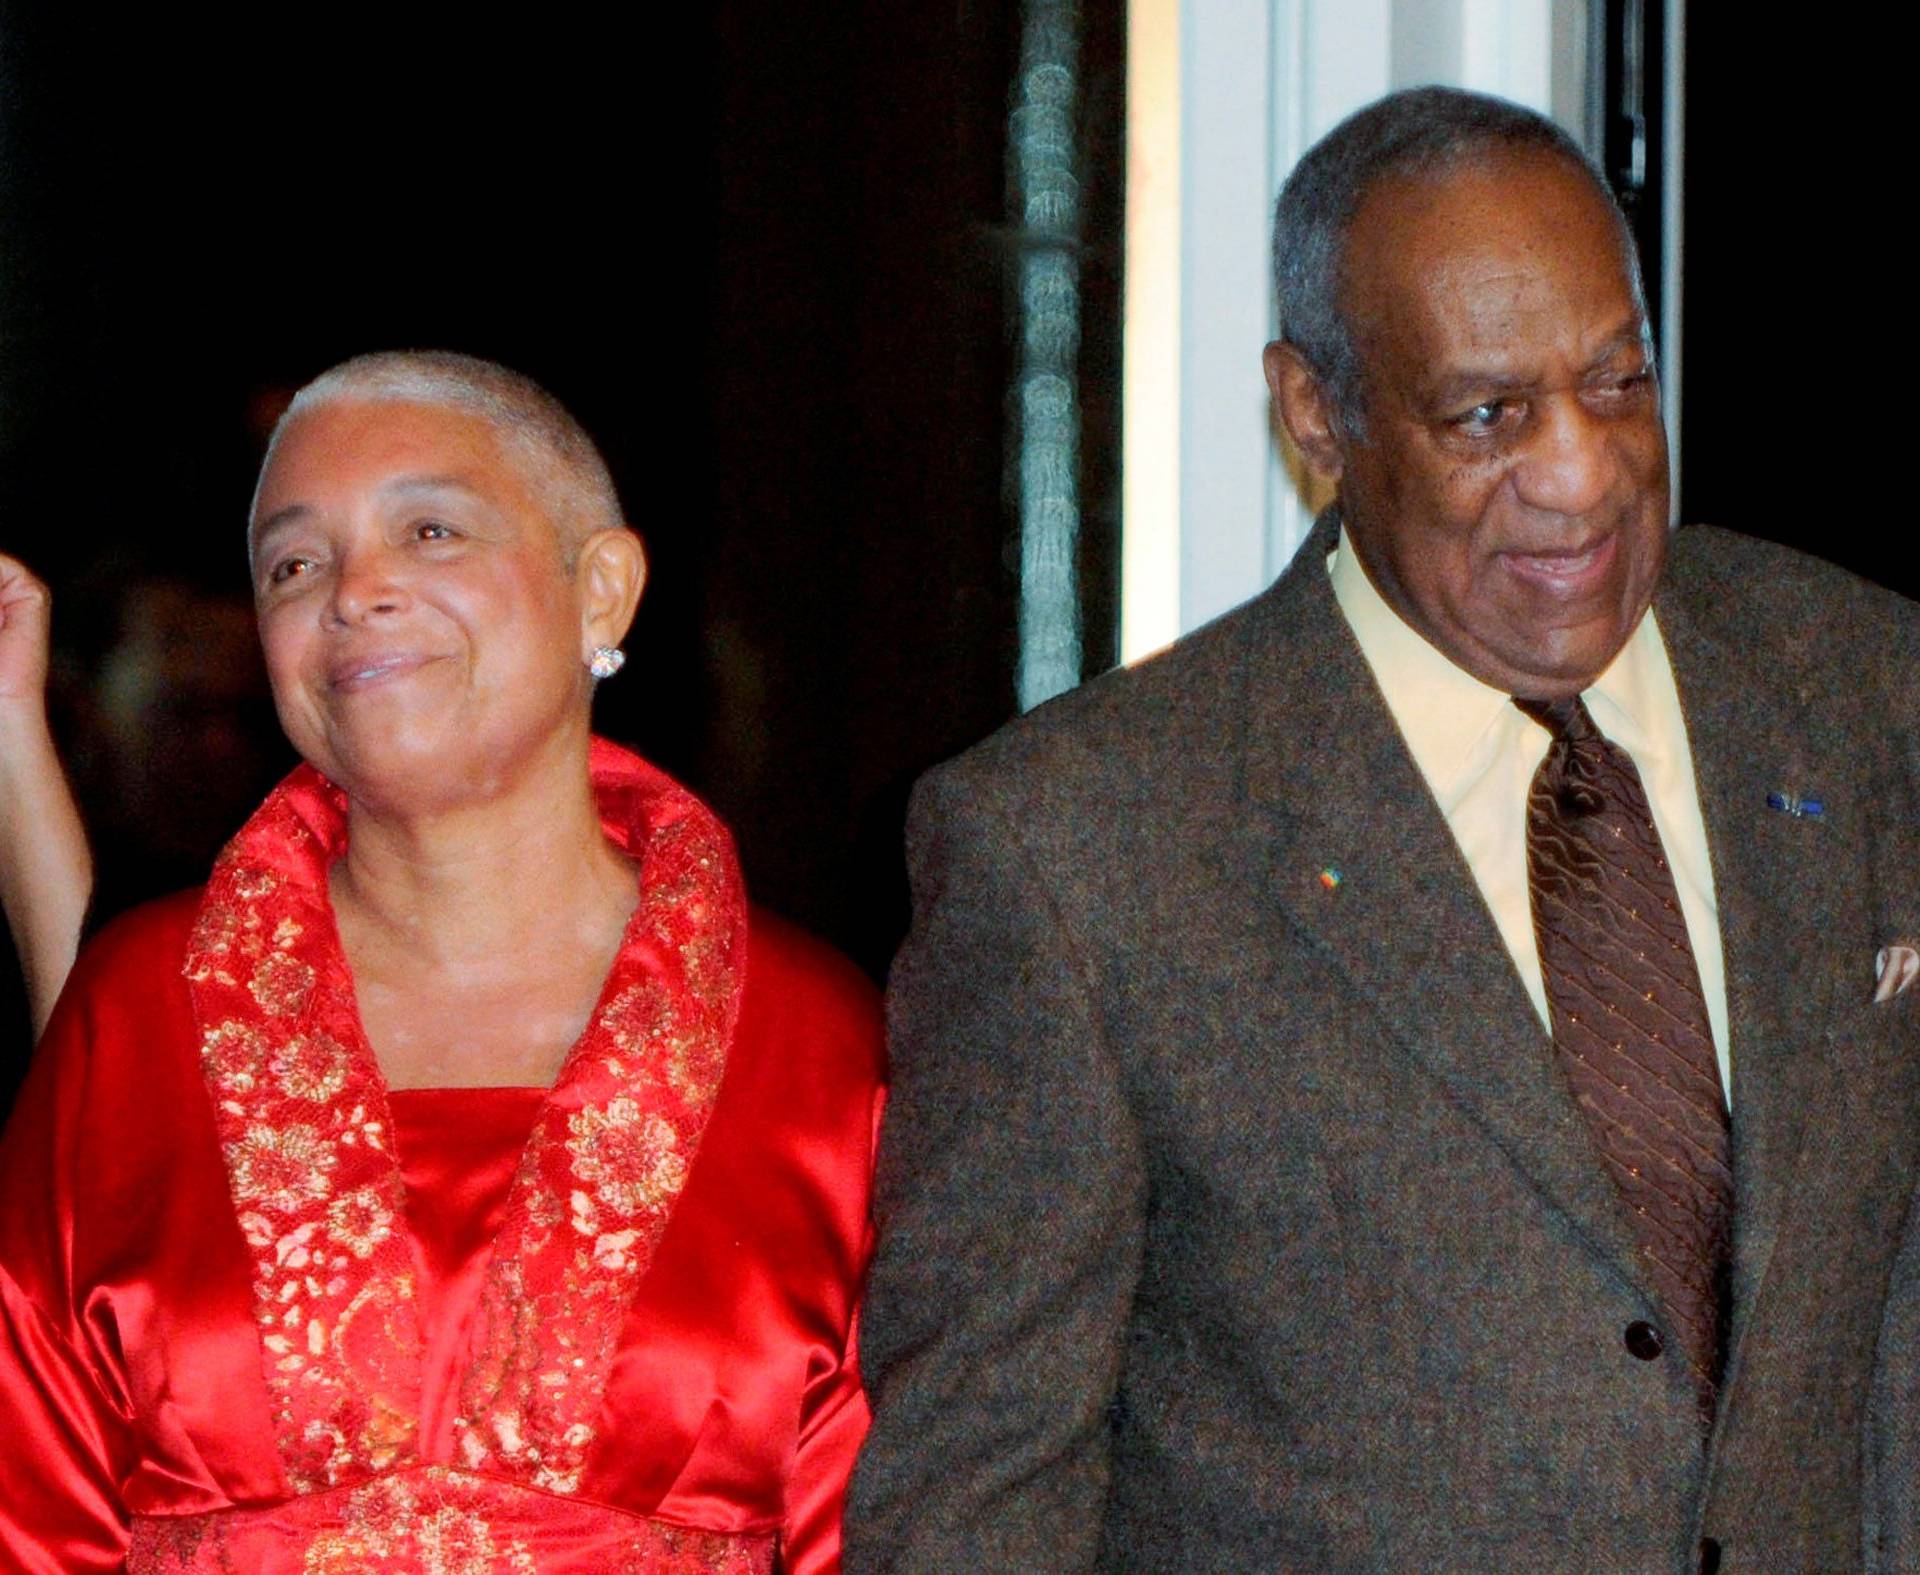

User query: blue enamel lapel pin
[1766,790,1825,820]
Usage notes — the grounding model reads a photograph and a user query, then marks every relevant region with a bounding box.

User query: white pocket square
[1874,943,1920,1003]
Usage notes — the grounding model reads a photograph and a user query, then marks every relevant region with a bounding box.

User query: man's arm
[845,762,1145,1572]
[0,556,92,1037]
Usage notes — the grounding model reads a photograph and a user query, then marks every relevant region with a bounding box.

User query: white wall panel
[1176,0,1281,635]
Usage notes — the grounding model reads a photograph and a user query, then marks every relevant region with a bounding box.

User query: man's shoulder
[1664,524,1920,684]
[926,584,1282,814]
[1668,524,1917,626]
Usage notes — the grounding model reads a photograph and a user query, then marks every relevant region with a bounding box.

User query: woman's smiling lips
[1497,531,1618,598]
[326,652,447,694]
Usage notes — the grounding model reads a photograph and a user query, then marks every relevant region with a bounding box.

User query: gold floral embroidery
[250,949,318,1018]
[452,759,747,1495]
[123,1512,219,1571]
[126,1467,775,1574]
[328,1185,398,1258]
[236,866,286,901]
[603,981,720,1099]
[186,745,746,1500]
[302,1471,539,1573]
[190,777,423,1491]
[274,1032,354,1101]
[600,981,665,1053]
[203,1020,268,1093]
[567,1098,687,1216]
[229,1122,337,1212]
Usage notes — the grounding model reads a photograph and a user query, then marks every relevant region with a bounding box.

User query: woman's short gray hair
[1272,86,1630,434]
[263,350,625,558]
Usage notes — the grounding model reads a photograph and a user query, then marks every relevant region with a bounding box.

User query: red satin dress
[0,741,884,1573]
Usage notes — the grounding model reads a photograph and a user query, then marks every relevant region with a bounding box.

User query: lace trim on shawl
[184,742,747,1495]
[126,1466,775,1574]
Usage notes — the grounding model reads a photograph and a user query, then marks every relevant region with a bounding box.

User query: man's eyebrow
[1425,368,1538,405]
[1425,325,1653,406]
[1582,324,1656,370]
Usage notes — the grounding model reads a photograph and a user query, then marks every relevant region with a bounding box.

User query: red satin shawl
[0,739,884,1573]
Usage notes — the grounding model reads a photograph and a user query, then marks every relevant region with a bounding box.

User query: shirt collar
[1328,525,1668,798]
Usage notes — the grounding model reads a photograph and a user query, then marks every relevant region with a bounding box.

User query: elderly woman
[0,355,883,1572]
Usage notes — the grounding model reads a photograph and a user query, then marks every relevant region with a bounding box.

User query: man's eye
[1453,399,1513,432]
[268,557,313,585]
[413,521,456,542]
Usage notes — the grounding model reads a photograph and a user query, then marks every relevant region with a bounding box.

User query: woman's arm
[0,556,92,1036]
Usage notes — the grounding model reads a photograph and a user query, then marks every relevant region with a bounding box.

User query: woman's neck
[330,739,634,969]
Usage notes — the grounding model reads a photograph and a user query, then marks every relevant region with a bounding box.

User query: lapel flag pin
[1319,867,1343,891]
[1766,791,1824,820]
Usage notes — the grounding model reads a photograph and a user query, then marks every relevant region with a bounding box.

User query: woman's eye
[413,521,456,542]
[268,557,313,585]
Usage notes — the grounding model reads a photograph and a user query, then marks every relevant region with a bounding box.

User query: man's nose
[1512,398,1619,517]
[328,546,409,624]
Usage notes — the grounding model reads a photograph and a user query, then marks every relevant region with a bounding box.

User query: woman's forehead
[252,400,544,527]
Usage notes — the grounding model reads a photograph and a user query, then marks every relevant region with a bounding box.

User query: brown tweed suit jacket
[847,520,1920,1573]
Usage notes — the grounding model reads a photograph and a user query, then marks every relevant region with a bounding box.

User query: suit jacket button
[1698,1536,1722,1573]
[1624,1320,1664,1360]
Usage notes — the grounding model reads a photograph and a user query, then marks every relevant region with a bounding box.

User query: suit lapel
[1237,526,1650,1300]
[1655,545,1848,1340]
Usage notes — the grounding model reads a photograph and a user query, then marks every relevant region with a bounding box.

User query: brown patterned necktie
[1516,695,1733,1419]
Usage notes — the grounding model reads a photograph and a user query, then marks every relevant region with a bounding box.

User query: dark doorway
[1678,13,1905,598]
[0,7,1125,1091]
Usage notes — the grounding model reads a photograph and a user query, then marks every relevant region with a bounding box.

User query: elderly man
[846,88,1920,1570]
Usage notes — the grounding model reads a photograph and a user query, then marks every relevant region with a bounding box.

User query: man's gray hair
[1272,86,1633,434]
[261,350,625,556]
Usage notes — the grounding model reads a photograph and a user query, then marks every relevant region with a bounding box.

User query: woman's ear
[576,527,647,660]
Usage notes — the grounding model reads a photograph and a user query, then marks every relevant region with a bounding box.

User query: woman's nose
[328,547,410,624]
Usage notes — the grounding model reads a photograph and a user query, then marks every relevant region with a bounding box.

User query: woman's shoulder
[18,889,209,1132]
[1,888,220,1294]
[75,888,205,978]
[47,889,206,1037]
[744,907,880,1016]
[737,906,885,1089]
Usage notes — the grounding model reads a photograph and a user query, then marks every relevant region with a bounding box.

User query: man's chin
[1446,611,1642,700]
[1489,641,1632,701]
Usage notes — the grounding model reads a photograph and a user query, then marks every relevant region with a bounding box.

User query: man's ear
[1264,341,1346,485]
[576,527,647,659]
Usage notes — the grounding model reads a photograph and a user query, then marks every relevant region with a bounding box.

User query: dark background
[0,6,1902,1091]
[0,5,1126,1088]
[1678,15,1901,589]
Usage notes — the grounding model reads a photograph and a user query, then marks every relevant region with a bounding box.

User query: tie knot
[1514,694,1599,743]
